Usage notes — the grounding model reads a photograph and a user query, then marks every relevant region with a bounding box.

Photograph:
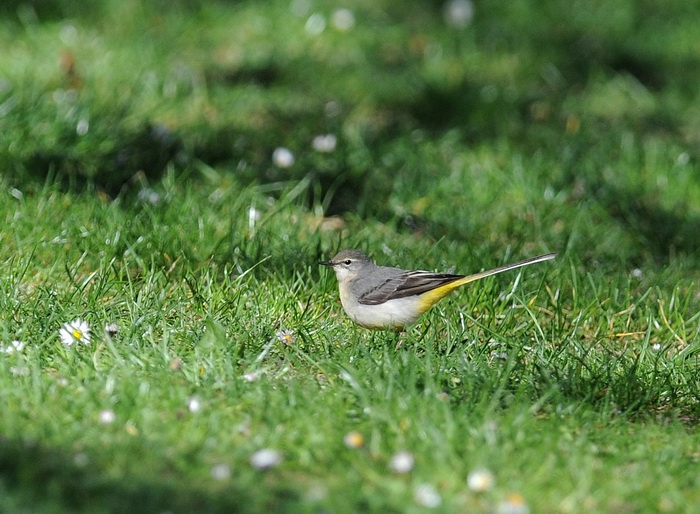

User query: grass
[1,0,700,512]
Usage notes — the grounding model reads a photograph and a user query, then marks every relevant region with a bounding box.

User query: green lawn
[1,1,699,512]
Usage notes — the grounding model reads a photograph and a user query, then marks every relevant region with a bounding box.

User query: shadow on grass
[605,190,700,260]
[24,122,184,195]
[0,437,297,513]
[551,154,700,262]
[539,355,700,421]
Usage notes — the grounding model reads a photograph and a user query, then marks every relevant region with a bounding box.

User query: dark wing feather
[357,271,465,305]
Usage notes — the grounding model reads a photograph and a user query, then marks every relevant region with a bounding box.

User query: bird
[321,249,556,330]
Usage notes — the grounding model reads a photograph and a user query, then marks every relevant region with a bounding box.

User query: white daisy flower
[304,13,326,35]
[343,431,364,449]
[73,452,90,468]
[496,493,530,514]
[312,134,337,153]
[187,396,202,413]
[414,483,442,508]
[444,0,474,28]
[250,448,283,469]
[467,468,495,492]
[1,340,25,354]
[60,319,91,346]
[389,450,414,473]
[211,463,231,480]
[272,147,295,168]
[98,408,116,424]
[276,329,295,345]
[331,9,355,32]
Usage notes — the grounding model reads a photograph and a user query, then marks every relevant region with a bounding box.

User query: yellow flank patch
[415,276,474,313]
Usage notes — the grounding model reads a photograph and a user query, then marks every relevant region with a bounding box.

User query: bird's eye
[343,259,352,265]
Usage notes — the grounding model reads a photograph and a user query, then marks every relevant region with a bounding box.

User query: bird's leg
[393,328,406,350]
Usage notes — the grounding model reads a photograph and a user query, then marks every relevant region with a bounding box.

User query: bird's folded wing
[358,271,465,305]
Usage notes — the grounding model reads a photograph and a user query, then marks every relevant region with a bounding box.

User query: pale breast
[339,282,422,329]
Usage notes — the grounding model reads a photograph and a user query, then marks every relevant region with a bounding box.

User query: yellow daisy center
[72,329,83,339]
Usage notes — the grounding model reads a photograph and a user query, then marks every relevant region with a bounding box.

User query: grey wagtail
[321,249,556,330]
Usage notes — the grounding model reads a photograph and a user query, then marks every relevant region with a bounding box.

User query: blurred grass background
[1,1,699,512]
[2,0,699,265]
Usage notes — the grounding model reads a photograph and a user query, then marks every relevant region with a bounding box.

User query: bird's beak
[319,259,334,267]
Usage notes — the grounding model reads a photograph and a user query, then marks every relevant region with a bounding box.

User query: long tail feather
[456,252,557,286]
